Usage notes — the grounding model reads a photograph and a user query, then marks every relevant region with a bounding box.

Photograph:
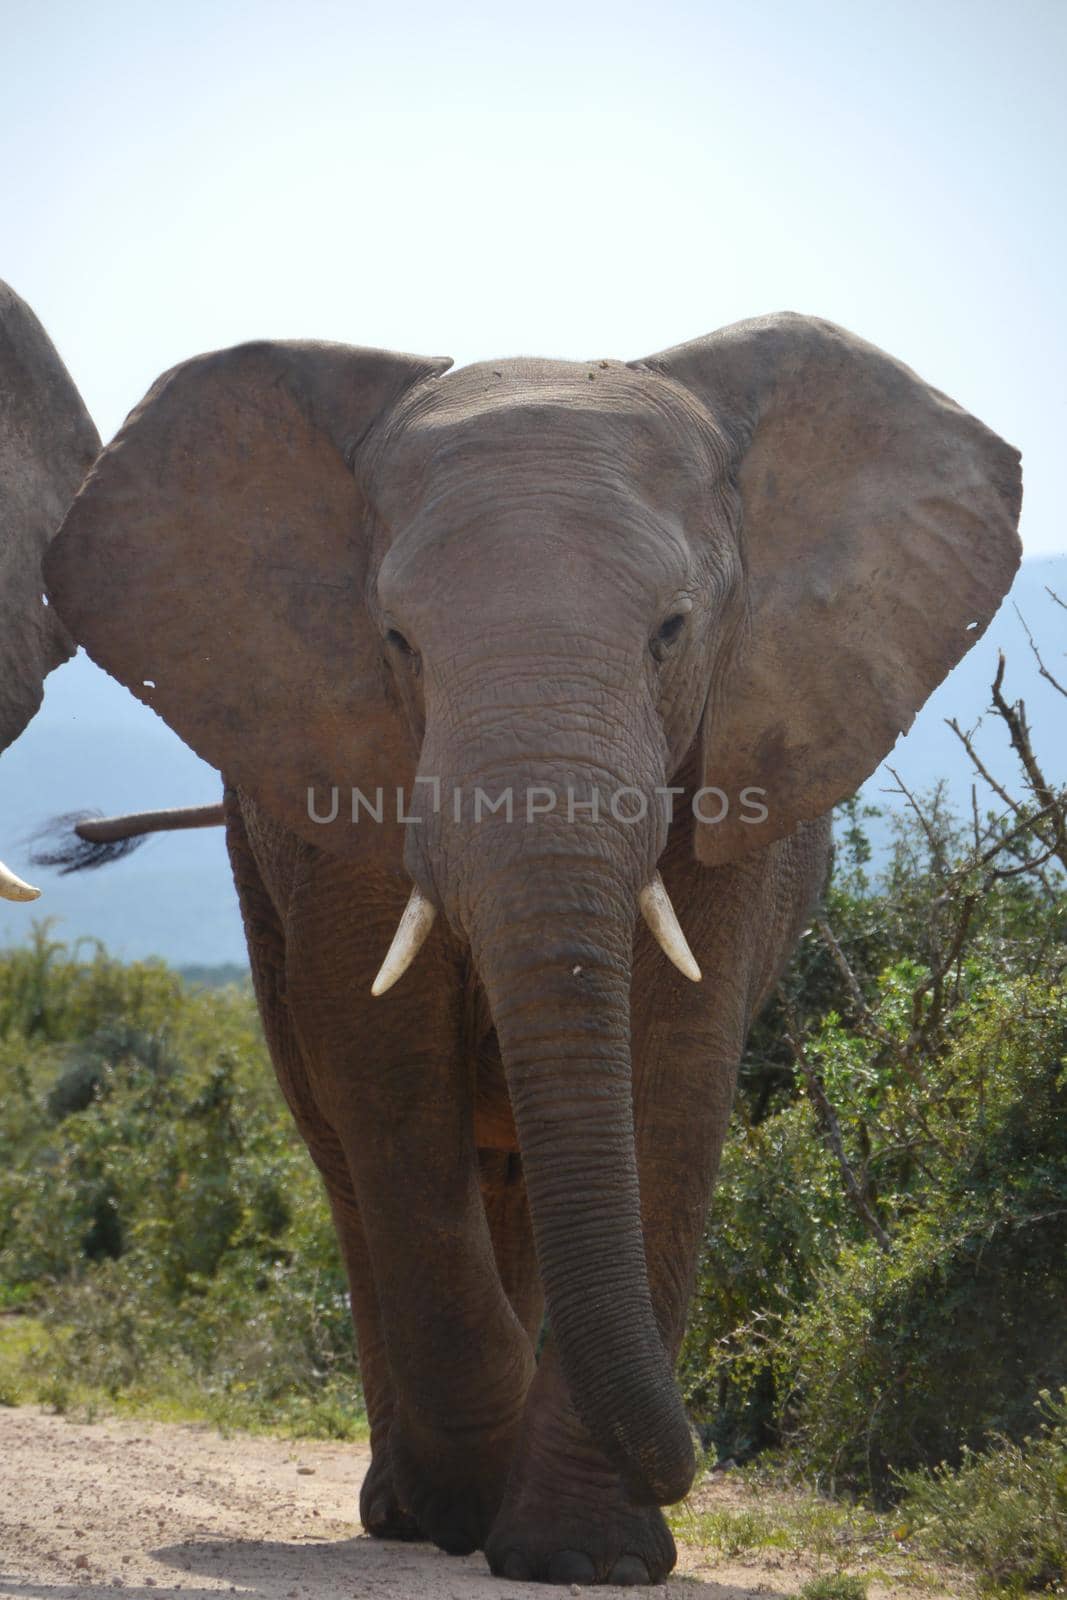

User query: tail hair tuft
[28,813,150,874]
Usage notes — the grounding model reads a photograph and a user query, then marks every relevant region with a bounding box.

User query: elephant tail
[29,803,225,873]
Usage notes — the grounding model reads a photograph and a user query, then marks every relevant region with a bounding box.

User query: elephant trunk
[463,847,695,1506]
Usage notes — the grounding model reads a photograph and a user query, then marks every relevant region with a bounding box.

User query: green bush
[680,1098,848,1458]
[682,783,1067,1512]
[0,929,362,1433]
[778,977,1067,1493]
[900,1388,1067,1593]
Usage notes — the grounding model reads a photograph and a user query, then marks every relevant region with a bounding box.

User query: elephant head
[0,281,100,899]
[44,316,1021,1502]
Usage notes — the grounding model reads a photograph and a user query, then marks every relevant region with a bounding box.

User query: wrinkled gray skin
[25,304,1023,1586]
[0,282,97,896]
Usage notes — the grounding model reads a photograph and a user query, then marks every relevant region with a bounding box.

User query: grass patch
[671,1462,964,1594]
[0,1313,45,1406]
[0,1314,368,1439]
[797,1578,869,1600]
[670,1467,887,1561]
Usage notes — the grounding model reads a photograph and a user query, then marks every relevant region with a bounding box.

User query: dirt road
[0,1408,954,1599]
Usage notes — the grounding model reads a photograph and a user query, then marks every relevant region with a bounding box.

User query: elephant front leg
[486,1340,680,1585]
[338,1081,535,1555]
[285,873,536,1556]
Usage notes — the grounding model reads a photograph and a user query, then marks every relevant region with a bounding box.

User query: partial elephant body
[0,282,99,898]
[5,291,1021,1584]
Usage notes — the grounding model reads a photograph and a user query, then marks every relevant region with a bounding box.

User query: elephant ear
[45,339,451,860]
[1,281,98,753]
[637,314,1022,865]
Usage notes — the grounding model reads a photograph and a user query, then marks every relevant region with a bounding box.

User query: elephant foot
[388,1414,516,1556]
[359,1447,421,1541]
[485,1444,677,1585]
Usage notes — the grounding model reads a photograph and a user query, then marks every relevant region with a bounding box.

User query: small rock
[296,1466,315,1475]
[74,1555,89,1571]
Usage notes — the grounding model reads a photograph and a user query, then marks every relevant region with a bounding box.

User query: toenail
[500,1550,534,1581]
[547,1549,597,1584]
[608,1554,651,1585]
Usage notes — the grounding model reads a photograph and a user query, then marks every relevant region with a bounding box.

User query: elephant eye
[385,627,415,656]
[650,611,688,663]
[385,627,421,676]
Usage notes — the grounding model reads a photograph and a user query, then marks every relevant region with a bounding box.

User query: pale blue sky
[2,0,1064,555]
[3,0,1066,960]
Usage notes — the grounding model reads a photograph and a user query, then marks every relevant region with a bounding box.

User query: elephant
[0,281,99,899]
[8,293,1022,1585]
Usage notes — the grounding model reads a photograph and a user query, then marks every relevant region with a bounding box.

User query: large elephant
[0,282,99,898]
[29,310,1022,1585]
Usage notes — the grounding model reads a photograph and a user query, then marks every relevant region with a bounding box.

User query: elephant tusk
[371,886,437,996]
[0,858,42,902]
[639,873,701,983]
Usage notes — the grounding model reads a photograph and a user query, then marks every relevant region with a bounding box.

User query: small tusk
[371,886,437,996]
[0,858,42,902]
[639,873,701,983]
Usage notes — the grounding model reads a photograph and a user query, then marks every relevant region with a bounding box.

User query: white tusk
[371,886,437,996]
[639,873,701,983]
[0,859,42,902]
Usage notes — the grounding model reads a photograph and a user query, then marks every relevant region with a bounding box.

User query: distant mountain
[1,556,1063,965]
[179,963,253,991]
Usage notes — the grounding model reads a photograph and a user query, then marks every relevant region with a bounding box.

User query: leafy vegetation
[901,1388,1067,1595]
[683,839,1066,1487]
[0,925,363,1436]
[679,629,1066,1591]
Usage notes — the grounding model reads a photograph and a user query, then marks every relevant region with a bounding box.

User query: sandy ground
[0,1408,959,1600]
